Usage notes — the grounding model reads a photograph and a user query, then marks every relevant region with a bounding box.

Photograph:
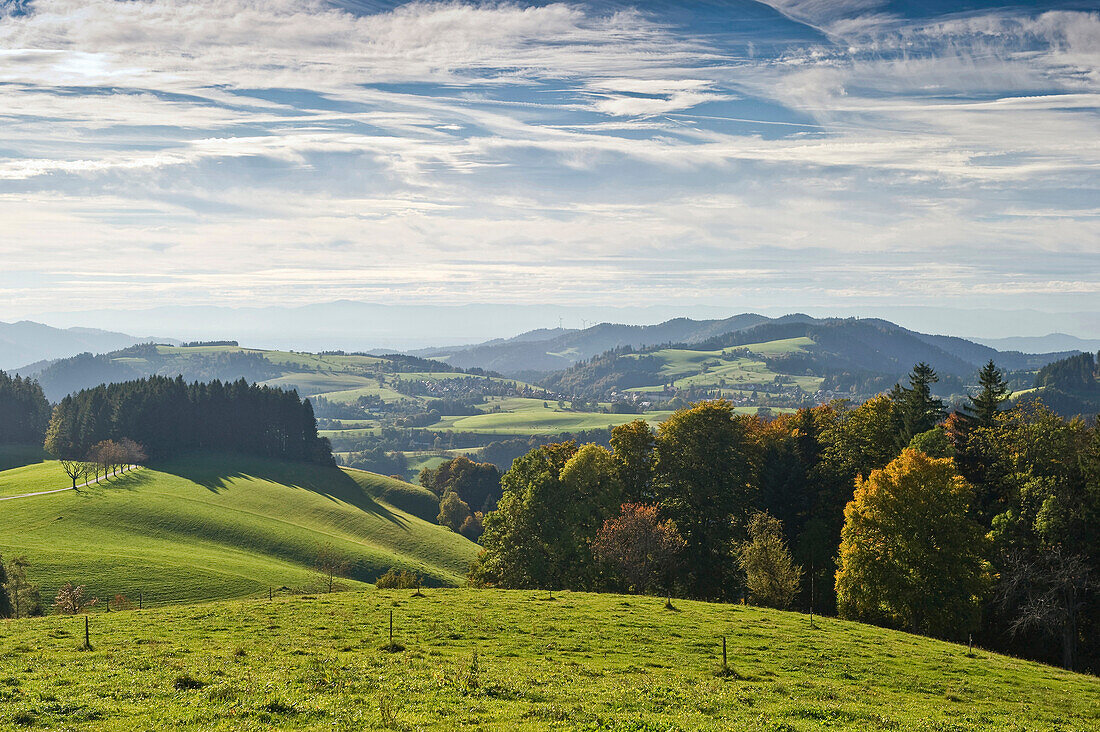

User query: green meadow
[0,589,1095,730]
[0,455,478,606]
[429,398,674,435]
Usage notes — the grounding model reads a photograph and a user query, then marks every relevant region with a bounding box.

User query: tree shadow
[0,444,49,473]
[154,453,410,528]
[75,469,151,496]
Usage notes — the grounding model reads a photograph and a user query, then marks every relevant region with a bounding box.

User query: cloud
[0,0,1096,317]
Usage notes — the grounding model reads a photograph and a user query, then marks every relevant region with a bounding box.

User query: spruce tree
[890,362,946,445]
[966,360,1011,427]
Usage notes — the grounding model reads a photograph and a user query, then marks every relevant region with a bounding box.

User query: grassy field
[0,589,1095,730]
[640,341,823,397]
[429,398,674,436]
[0,454,478,606]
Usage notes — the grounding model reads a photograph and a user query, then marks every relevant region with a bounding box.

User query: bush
[375,568,421,589]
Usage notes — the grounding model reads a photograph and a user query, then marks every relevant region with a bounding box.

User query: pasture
[0,589,1095,730]
[0,454,478,606]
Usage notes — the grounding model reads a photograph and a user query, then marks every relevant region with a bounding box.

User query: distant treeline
[1036,352,1099,392]
[44,376,332,464]
[0,371,50,444]
[29,345,283,401]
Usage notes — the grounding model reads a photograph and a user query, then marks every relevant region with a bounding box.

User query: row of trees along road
[57,438,148,489]
[470,361,1100,672]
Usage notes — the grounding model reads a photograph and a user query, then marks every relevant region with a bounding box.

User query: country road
[0,466,142,502]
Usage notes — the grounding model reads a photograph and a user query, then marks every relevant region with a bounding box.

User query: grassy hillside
[0,589,1095,730]
[0,454,479,606]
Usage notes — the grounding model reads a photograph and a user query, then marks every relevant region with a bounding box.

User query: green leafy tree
[820,395,900,482]
[907,426,953,458]
[836,449,991,637]
[739,512,803,609]
[654,400,755,600]
[0,555,11,619]
[437,490,472,533]
[610,419,656,501]
[3,556,39,618]
[470,442,578,589]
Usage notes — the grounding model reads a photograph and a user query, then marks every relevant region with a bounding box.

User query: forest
[41,375,332,464]
[471,361,1100,673]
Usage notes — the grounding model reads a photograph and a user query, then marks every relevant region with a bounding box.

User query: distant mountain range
[0,320,174,371]
[971,333,1100,354]
[414,314,1079,380]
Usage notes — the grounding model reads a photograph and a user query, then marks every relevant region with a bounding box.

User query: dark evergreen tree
[889,362,946,445]
[0,371,51,444]
[964,360,1011,428]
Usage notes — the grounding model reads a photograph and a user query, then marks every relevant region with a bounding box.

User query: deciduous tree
[591,503,685,595]
[739,511,802,609]
[654,400,755,600]
[836,449,991,637]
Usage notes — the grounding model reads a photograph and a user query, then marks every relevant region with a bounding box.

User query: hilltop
[0,451,478,605]
[0,588,1096,729]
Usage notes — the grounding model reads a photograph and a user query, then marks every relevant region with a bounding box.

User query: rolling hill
[0,452,479,606]
[0,588,1096,729]
[432,315,1078,380]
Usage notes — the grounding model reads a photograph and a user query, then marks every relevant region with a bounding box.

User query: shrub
[375,568,421,589]
[52,582,97,615]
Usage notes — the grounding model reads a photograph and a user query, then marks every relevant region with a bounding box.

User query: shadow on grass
[0,444,49,473]
[74,469,152,496]
[153,453,410,528]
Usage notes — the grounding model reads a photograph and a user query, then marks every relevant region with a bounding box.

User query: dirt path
[0,466,141,502]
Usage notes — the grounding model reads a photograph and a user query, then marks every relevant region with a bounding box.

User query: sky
[1,0,1098,325]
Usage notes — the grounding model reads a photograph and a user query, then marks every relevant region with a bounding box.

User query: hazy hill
[0,320,169,370]
[18,343,479,402]
[1020,351,1100,418]
[417,313,774,375]
[423,314,1076,381]
[974,333,1100,353]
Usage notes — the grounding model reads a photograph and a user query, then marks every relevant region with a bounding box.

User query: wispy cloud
[0,0,1097,318]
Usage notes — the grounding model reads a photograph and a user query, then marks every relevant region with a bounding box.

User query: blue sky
[0,0,1097,319]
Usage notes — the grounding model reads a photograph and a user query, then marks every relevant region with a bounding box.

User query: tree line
[469,361,1100,672]
[0,371,50,444]
[44,376,333,464]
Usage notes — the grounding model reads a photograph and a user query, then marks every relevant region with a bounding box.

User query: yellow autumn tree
[835,448,991,638]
